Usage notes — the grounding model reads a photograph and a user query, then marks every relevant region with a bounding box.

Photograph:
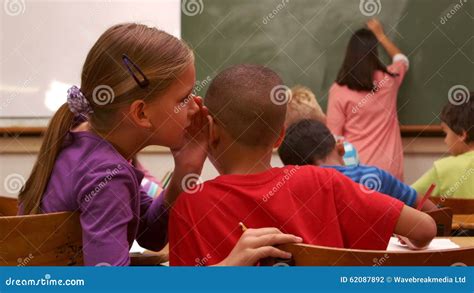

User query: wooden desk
[452,215,474,230]
[129,238,473,266]
[129,244,169,266]
[446,237,474,248]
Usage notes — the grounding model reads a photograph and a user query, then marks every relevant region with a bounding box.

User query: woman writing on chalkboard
[327,19,409,180]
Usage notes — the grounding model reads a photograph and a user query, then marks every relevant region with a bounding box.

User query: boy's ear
[207,115,220,148]
[459,130,468,144]
[336,140,345,157]
[312,157,323,166]
[129,99,153,129]
[273,127,286,149]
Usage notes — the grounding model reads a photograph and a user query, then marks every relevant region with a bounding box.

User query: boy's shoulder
[173,165,339,205]
[433,151,474,172]
[279,165,339,182]
[327,164,384,177]
[436,151,474,163]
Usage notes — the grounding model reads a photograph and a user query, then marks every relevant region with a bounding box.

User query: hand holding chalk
[366,18,385,38]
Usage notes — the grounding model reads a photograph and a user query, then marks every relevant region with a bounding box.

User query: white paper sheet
[387,237,460,251]
[130,240,146,254]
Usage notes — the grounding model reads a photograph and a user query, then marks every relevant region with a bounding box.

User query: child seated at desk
[412,94,474,199]
[278,119,437,211]
[287,85,360,166]
[169,64,436,266]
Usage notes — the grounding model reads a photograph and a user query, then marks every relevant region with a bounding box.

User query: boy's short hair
[440,91,474,143]
[205,64,287,147]
[278,119,336,165]
[285,85,326,127]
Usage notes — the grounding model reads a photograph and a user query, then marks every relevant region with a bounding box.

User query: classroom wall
[0,0,180,121]
[0,136,447,198]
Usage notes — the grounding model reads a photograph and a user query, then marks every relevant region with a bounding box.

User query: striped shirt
[322,164,417,207]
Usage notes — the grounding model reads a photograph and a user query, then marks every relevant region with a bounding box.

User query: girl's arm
[367,19,402,58]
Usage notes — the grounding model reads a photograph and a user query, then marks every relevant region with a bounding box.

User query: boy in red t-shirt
[169,64,436,266]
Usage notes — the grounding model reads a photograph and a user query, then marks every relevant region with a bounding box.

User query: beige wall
[0,136,448,198]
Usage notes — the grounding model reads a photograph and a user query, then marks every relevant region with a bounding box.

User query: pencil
[239,222,247,232]
[417,183,435,210]
[162,171,173,189]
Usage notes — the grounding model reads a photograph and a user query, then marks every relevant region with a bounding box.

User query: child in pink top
[327,19,409,180]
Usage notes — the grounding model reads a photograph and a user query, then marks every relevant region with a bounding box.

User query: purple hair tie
[67,85,93,117]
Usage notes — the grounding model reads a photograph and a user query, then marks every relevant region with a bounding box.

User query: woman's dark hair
[336,28,397,92]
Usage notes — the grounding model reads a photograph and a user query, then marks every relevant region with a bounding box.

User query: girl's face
[441,122,467,156]
[145,63,199,148]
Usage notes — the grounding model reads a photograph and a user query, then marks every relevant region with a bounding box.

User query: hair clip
[122,54,150,88]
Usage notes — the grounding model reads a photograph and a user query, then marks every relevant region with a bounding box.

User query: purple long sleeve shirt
[33,131,168,266]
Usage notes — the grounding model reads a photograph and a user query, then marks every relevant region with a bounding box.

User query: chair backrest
[426,207,453,236]
[0,212,83,266]
[0,196,18,216]
[261,243,474,266]
[432,198,474,214]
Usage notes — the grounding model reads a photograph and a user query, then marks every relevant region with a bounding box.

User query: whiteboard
[0,0,181,127]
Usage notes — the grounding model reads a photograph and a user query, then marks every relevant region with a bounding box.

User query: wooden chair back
[261,242,474,266]
[426,207,453,236]
[0,212,83,266]
[432,198,474,215]
[0,196,18,216]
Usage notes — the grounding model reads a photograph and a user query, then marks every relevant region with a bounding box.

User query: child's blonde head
[285,85,326,127]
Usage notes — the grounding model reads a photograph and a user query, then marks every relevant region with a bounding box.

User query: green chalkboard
[182,0,473,125]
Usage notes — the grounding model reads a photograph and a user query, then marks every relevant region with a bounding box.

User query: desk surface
[129,238,474,266]
[452,214,474,230]
[446,237,474,248]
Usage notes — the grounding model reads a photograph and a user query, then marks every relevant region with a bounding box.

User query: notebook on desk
[387,237,459,251]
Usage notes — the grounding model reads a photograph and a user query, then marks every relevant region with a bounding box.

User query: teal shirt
[412,151,474,199]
